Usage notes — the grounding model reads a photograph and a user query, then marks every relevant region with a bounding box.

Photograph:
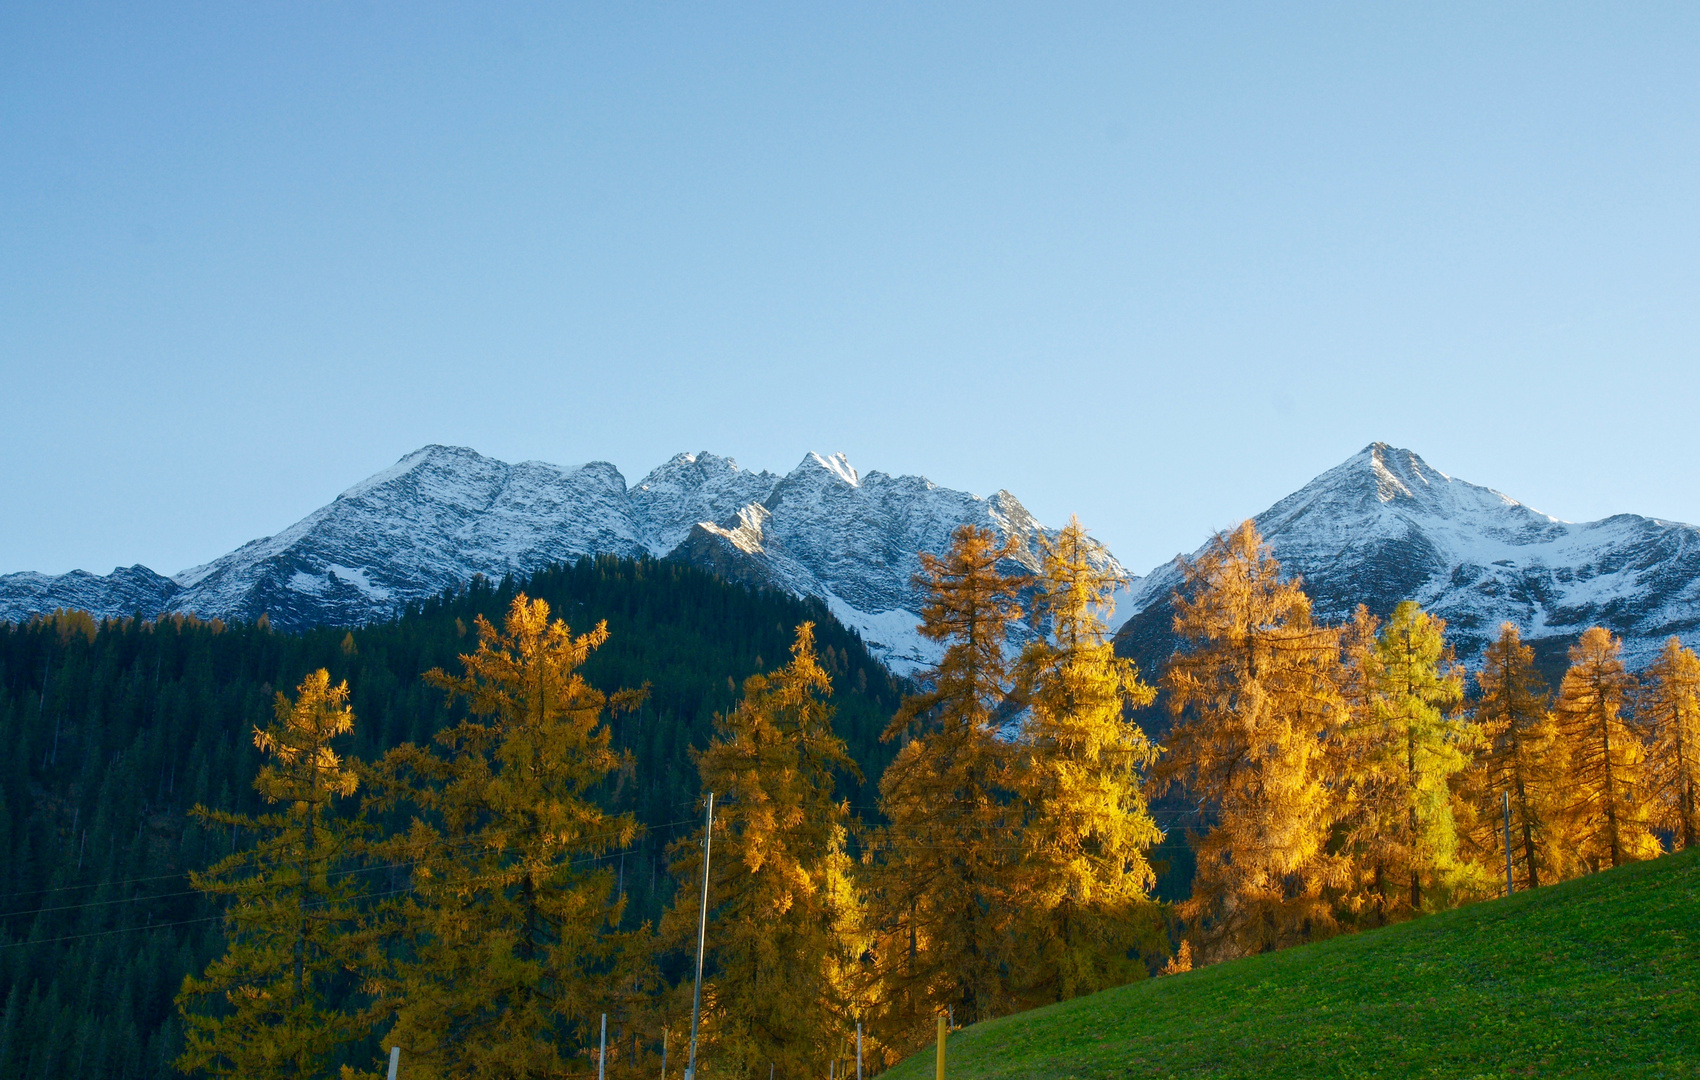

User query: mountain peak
[801,452,861,488]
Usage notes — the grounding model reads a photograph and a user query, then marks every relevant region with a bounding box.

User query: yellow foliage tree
[1156,521,1344,960]
[370,594,648,1079]
[661,623,863,1079]
[176,669,377,1078]
[1551,627,1660,872]
[1641,636,1700,850]
[1012,516,1164,1002]
[1359,602,1481,914]
[1470,623,1559,888]
[869,524,1027,1045]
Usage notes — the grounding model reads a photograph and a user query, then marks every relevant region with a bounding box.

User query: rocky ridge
[0,445,1121,673]
[1113,443,1700,676]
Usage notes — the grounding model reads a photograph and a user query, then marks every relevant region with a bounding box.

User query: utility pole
[1503,790,1514,897]
[386,1047,400,1080]
[685,792,715,1080]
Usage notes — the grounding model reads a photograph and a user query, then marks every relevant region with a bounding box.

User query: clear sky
[2,3,1697,579]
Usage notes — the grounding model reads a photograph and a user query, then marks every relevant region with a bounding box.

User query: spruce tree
[175,669,376,1079]
[662,623,863,1079]
[1552,627,1659,872]
[1472,623,1558,888]
[869,524,1026,1043]
[1156,522,1344,960]
[1641,636,1700,850]
[370,594,648,1079]
[1012,517,1163,1002]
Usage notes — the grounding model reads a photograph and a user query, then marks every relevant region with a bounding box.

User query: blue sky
[2,3,1697,577]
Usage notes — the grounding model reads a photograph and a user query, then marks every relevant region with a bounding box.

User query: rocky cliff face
[1,445,1122,673]
[1114,443,1700,677]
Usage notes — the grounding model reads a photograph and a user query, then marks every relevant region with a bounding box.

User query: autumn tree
[661,623,863,1079]
[1551,627,1659,872]
[1156,521,1344,960]
[1352,602,1480,915]
[371,594,648,1079]
[176,669,377,1078]
[1471,623,1558,888]
[868,524,1027,1045]
[1011,516,1164,1002]
[1641,636,1700,850]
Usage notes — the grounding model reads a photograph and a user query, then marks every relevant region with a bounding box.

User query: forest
[1,523,1697,1079]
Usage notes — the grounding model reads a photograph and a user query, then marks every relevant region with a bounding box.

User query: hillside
[0,556,904,1080]
[886,847,1700,1079]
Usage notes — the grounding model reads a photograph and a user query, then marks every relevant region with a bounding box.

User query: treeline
[0,557,903,1080]
[1156,521,1699,964]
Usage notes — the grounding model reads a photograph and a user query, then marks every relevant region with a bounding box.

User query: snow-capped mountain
[1114,443,1700,674]
[0,445,1123,673]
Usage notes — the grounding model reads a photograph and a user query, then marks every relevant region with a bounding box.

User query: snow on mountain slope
[1114,443,1700,670]
[0,445,1121,673]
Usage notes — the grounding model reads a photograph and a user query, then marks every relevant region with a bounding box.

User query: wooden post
[1503,790,1514,897]
[935,1014,947,1080]
[686,793,715,1080]
[386,1046,400,1080]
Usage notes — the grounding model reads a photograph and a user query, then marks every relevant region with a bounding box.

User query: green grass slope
[888,848,1700,1079]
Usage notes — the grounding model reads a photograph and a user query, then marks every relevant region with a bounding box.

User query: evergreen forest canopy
[1,526,1697,1080]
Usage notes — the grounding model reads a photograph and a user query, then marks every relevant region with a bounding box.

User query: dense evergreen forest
[0,557,904,1080]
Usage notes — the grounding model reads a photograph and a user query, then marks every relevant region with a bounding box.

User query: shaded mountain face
[0,446,1124,673]
[1114,443,1700,682]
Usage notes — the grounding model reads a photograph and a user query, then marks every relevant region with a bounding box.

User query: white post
[386,1046,400,1080]
[600,1013,607,1080]
[1503,790,1514,897]
[857,1021,863,1080]
[685,792,715,1080]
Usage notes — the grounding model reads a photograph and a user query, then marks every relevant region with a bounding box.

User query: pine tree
[1551,627,1659,872]
[371,594,648,1079]
[175,669,376,1079]
[869,524,1027,1044]
[1012,517,1164,1002]
[1471,623,1558,888]
[662,623,863,1079]
[1156,521,1344,960]
[1641,636,1700,850]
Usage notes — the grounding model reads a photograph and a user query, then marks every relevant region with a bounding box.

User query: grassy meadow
[885,847,1700,1079]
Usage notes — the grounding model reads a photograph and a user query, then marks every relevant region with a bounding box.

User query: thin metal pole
[686,792,715,1080]
[386,1046,400,1080]
[857,1021,863,1080]
[1503,790,1514,897]
[600,1013,607,1080]
[662,1029,668,1079]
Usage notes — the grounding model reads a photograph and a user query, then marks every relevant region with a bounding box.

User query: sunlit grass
[885,847,1699,1079]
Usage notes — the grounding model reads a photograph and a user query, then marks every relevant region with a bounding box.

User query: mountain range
[1113,443,1700,676]
[5,442,1698,676]
[0,445,1117,673]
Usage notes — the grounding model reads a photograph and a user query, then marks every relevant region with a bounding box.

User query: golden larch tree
[662,623,864,1079]
[869,524,1027,1047]
[1551,626,1660,872]
[1012,516,1164,1003]
[1156,521,1344,960]
[1470,623,1559,888]
[1360,602,1481,914]
[176,669,377,1078]
[370,594,648,1079]
[1641,636,1700,850]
